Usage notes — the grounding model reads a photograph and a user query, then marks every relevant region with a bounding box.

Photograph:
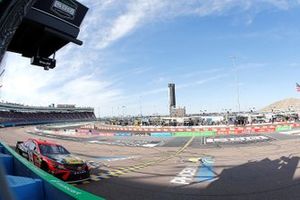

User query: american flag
[297,83,300,92]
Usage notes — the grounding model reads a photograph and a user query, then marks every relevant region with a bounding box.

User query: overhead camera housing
[31,56,56,70]
[5,0,88,70]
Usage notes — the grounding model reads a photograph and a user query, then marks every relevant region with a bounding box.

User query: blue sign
[114,132,132,137]
[150,132,172,137]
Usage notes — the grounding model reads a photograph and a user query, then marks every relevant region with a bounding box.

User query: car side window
[28,141,36,151]
[24,140,30,147]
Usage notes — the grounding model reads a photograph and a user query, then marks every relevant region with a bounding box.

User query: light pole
[224,108,231,125]
[122,106,126,118]
[230,56,241,113]
[139,96,143,117]
[97,107,100,119]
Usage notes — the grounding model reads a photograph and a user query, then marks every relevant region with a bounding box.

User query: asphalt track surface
[2,126,300,200]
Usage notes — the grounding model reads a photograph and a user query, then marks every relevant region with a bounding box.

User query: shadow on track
[78,156,300,200]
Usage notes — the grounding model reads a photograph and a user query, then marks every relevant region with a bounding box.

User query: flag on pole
[296,83,300,92]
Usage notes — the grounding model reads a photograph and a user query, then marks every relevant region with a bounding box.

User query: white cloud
[2,53,122,109]
[90,0,164,49]
[2,0,300,116]
[79,0,300,49]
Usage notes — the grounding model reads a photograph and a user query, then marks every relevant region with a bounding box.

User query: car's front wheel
[15,147,20,155]
[41,162,50,173]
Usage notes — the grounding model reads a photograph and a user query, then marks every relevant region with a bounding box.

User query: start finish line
[206,135,269,143]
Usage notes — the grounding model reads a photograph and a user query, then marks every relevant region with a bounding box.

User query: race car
[16,138,90,182]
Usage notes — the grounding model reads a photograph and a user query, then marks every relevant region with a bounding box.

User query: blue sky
[2,0,300,116]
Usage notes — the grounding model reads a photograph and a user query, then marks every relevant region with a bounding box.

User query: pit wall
[0,141,104,200]
[94,123,297,135]
[36,123,299,137]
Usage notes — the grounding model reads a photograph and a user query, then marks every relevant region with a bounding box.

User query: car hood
[46,154,84,165]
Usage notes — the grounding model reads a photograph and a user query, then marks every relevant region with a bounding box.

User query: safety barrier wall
[93,123,298,136]
[97,123,300,134]
[36,123,298,138]
[0,142,104,200]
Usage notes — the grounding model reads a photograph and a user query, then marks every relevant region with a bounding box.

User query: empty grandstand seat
[3,175,43,200]
[0,153,13,175]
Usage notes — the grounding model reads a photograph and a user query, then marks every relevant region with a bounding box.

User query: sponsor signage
[98,133,114,137]
[52,0,77,20]
[276,125,292,132]
[206,135,269,143]
[31,0,88,27]
[31,56,56,69]
[114,132,132,137]
[150,132,172,137]
[174,131,216,137]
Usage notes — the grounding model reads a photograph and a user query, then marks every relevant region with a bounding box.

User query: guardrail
[0,119,95,127]
[0,141,104,200]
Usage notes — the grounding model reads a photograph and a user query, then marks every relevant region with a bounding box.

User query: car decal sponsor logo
[74,170,86,175]
[64,157,83,164]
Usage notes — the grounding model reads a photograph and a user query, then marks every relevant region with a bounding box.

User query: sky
[2,0,300,117]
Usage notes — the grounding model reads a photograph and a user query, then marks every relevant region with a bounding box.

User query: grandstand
[0,102,96,127]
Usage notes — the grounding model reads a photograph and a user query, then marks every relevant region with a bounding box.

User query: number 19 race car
[16,138,90,182]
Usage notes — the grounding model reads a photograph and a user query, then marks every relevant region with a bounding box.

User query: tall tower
[168,83,176,115]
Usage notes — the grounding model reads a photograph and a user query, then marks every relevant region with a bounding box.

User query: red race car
[16,138,90,182]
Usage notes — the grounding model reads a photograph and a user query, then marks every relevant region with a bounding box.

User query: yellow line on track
[88,136,195,182]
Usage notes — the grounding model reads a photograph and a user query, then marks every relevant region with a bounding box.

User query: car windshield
[39,144,70,155]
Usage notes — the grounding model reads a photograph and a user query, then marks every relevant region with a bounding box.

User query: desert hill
[261,98,300,112]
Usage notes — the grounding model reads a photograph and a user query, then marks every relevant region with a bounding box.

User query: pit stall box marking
[170,156,216,185]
